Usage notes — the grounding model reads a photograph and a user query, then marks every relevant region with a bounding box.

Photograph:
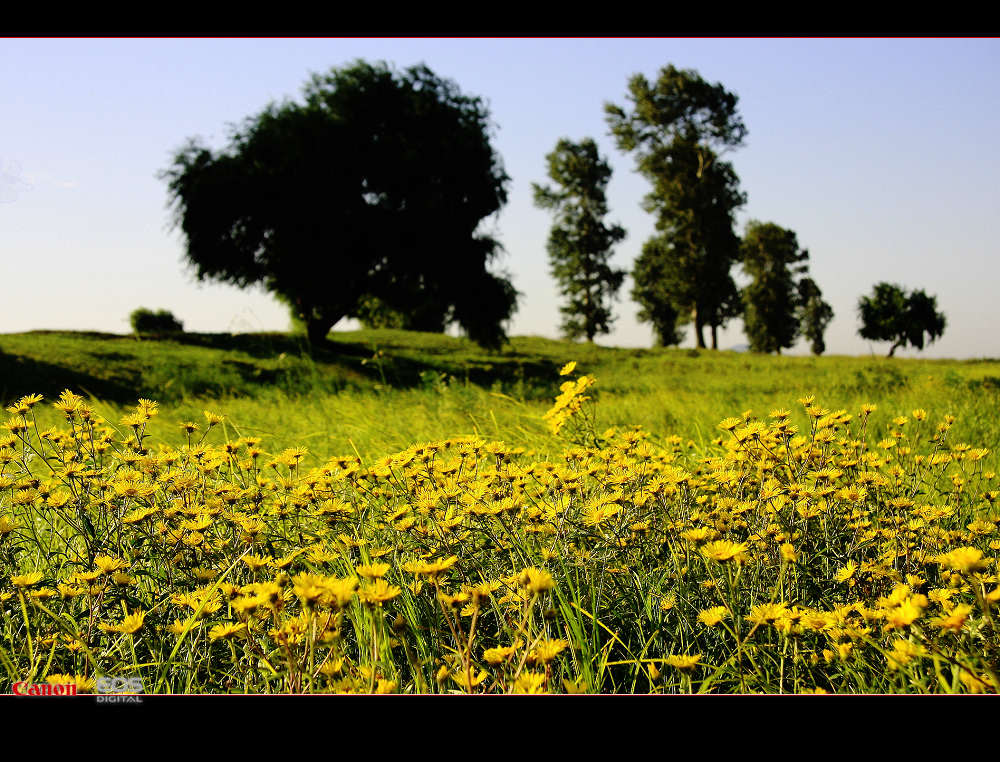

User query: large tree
[606,65,747,349]
[160,60,518,348]
[532,138,627,342]
[630,140,744,349]
[858,282,946,357]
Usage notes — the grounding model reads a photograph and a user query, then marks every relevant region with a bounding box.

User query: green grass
[3,328,1000,694]
[3,328,1000,465]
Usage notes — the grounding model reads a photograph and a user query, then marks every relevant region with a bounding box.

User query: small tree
[130,308,184,335]
[630,236,688,347]
[532,138,626,342]
[858,282,946,357]
[740,221,810,354]
[796,277,834,355]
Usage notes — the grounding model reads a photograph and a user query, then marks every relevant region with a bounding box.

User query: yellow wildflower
[484,644,520,665]
[937,547,989,573]
[99,608,146,635]
[932,604,973,633]
[11,571,44,588]
[528,638,569,665]
[355,562,391,580]
[323,577,358,608]
[700,540,749,563]
[834,561,858,584]
[517,567,555,594]
[512,671,548,694]
[664,654,702,671]
[697,606,729,627]
[209,622,248,641]
[359,578,401,606]
[958,671,991,694]
[203,411,225,426]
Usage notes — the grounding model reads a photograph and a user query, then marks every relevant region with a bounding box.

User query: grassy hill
[3,328,1000,463]
[0,329,571,404]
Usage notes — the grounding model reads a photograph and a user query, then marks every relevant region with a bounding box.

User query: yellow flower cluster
[1,385,998,694]
[542,371,595,435]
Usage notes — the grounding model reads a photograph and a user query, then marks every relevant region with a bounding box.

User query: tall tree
[532,138,627,342]
[796,277,834,355]
[858,282,946,357]
[160,60,518,349]
[740,221,811,354]
[637,140,744,348]
[606,65,747,349]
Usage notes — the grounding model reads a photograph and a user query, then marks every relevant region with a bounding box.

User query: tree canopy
[606,65,746,349]
[740,221,811,354]
[796,277,835,355]
[629,237,686,347]
[160,60,518,348]
[532,138,626,342]
[858,283,946,357]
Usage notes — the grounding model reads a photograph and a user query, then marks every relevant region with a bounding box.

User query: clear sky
[2,38,998,357]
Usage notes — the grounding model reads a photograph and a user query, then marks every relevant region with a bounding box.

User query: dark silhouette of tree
[740,221,811,354]
[160,60,517,349]
[129,308,184,336]
[858,282,946,357]
[797,277,834,355]
[532,138,627,342]
[740,222,833,355]
[630,237,685,346]
[606,65,746,349]
[631,141,744,349]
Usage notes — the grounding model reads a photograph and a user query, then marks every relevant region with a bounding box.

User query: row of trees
[534,66,834,354]
[533,135,833,353]
[161,60,945,357]
[534,66,944,356]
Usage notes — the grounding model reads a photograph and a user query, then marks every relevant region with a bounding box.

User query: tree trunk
[306,318,333,346]
[711,323,718,350]
[888,341,901,358]
[693,307,706,349]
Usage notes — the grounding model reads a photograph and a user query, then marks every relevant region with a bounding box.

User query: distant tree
[630,237,685,346]
[160,60,517,349]
[858,282,946,357]
[606,65,747,348]
[532,138,627,342]
[632,142,744,349]
[130,308,183,335]
[740,221,812,354]
[796,277,834,355]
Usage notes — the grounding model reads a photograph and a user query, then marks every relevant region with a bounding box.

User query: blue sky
[2,38,997,357]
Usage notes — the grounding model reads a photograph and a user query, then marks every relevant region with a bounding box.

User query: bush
[129,308,184,336]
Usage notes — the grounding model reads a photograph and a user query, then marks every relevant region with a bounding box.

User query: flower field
[2,355,998,694]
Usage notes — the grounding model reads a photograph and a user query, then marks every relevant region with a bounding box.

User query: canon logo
[11,681,78,696]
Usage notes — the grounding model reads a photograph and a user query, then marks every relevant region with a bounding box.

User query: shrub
[129,308,184,336]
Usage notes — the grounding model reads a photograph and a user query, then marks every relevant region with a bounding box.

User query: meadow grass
[1,330,999,693]
[4,328,1000,464]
